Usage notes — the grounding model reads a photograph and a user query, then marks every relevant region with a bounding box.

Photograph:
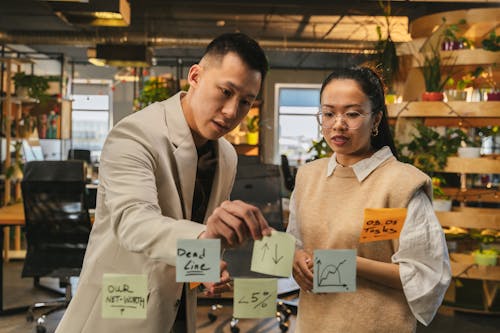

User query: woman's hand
[292,249,314,292]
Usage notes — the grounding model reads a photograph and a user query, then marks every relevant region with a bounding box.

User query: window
[275,84,321,166]
[71,94,111,163]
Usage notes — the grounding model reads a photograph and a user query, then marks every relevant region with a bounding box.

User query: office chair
[280,154,295,192]
[67,149,91,164]
[209,162,297,332]
[21,160,91,333]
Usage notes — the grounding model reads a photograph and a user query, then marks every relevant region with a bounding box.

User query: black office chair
[280,154,295,192]
[21,160,91,333]
[67,149,91,164]
[209,163,296,332]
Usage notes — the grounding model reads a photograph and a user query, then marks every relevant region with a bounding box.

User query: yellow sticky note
[233,278,277,318]
[102,274,148,319]
[251,230,295,277]
[359,208,407,243]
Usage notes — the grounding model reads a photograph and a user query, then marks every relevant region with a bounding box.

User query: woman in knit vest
[287,67,451,333]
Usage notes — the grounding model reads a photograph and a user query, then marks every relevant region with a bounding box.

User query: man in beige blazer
[56,33,270,333]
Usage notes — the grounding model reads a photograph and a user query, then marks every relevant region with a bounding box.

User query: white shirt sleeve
[286,191,304,249]
[392,190,452,326]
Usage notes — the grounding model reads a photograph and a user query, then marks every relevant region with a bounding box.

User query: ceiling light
[88,44,152,67]
[49,0,130,27]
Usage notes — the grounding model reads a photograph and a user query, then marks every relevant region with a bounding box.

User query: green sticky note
[233,278,277,318]
[313,249,356,293]
[251,230,295,277]
[176,239,220,282]
[102,274,148,319]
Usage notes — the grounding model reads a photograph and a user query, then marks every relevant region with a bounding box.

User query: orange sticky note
[359,208,407,243]
[190,282,201,290]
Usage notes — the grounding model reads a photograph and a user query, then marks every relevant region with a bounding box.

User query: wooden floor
[2,261,500,333]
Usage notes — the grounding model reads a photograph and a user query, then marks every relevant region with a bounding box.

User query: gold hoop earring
[372,127,379,137]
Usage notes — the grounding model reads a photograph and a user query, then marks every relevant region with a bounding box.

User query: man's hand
[199,200,272,247]
[292,249,313,292]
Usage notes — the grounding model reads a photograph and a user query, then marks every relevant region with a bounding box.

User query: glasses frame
[315,109,371,130]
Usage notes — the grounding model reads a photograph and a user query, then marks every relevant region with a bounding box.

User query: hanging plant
[373,0,399,93]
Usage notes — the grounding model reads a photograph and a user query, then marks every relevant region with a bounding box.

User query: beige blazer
[56,92,237,333]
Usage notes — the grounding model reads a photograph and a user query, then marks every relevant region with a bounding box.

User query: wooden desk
[0,203,25,262]
[0,203,26,315]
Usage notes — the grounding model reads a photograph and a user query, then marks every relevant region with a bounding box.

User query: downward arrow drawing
[261,243,270,261]
[272,244,283,264]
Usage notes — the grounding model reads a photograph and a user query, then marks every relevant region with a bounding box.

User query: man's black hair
[204,33,269,80]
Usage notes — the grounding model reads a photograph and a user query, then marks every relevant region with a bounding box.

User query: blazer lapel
[163,92,197,220]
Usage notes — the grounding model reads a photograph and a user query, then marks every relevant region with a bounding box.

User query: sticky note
[176,239,220,282]
[313,249,356,293]
[359,208,407,243]
[251,230,295,277]
[102,274,148,319]
[233,278,277,318]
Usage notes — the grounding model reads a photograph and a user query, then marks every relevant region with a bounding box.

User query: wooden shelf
[442,188,500,204]
[436,210,500,229]
[387,101,500,118]
[443,157,500,174]
[411,49,499,67]
[410,8,499,40]
[449,253,500,281]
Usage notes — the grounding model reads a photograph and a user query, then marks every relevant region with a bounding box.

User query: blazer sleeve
[98,115,206,266]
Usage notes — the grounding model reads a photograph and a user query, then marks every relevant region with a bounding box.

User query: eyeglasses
[316,109,370,130]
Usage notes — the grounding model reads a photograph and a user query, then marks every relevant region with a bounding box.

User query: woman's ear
[373,111,383,131]
[187,64,202,88]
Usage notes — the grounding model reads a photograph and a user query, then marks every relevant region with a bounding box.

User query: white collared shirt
[286,146,451,326]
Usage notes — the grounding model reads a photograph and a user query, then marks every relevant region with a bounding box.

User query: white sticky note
[102,274,148,319]
[176,239,220,282]
[251,230,295,277]
[233,278,277,318]
[313,249,356,293]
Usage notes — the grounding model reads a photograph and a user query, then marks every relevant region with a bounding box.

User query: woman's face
[320,79,381,166]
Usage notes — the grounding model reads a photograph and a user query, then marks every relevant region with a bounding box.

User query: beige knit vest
[293,156,431,333]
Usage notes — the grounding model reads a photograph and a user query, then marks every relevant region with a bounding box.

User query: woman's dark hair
[204,33,269,81]
[320,67,398,158]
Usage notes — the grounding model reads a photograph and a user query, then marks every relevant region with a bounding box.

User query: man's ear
[187,64,202,88]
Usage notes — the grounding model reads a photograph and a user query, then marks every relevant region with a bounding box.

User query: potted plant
[135,76,172,111]
[307,137,333,160]
[245,115,259,145]
[431,176,452,211]
[470,228,499,266]
[12,72,49,101]
[441,18,472,51]
[420,45,453,101]
[481,30,499,52]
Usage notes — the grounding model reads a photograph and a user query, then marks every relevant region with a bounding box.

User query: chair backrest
[21,160,91,278]
[67,149,91,164]
[280,154,295,192]
[225,162,284,278]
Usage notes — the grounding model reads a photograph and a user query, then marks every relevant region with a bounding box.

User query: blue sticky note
[176,239,220,283]
[313,249,356,293]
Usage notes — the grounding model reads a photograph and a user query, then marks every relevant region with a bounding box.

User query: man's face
[184,52,262,147]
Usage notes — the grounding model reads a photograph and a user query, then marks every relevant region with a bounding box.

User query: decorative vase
[246,132,258,145]
[486,92,500,101]
[422,92,444,101]
[457,147,481,158]
[445,89,467,101]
